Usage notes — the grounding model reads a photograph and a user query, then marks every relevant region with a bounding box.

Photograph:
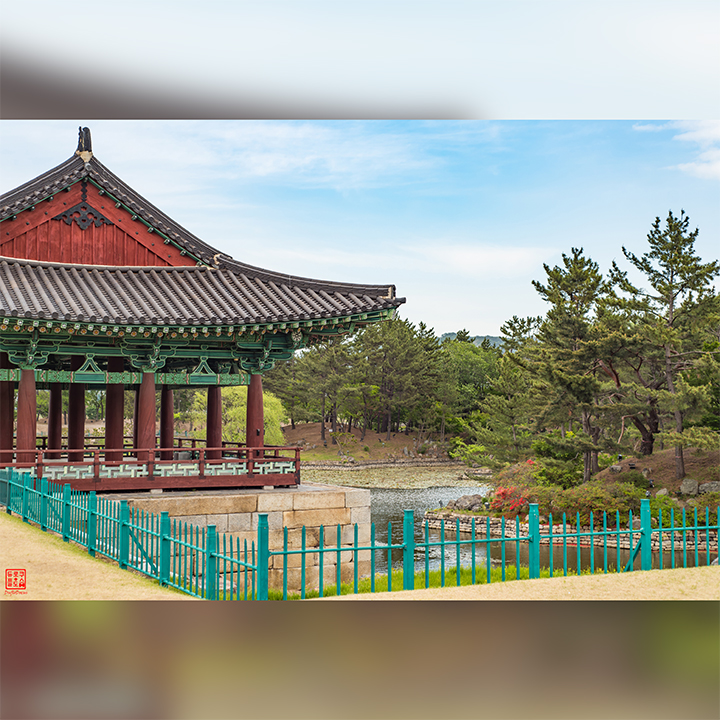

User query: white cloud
[671,120,720,146]
[671,121,720,180]
[675,148,720,181]
[631,123,666,132]
[633,120,720,180]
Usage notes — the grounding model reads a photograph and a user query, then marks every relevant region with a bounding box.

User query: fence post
[88,491,97,557]
[403,509,415,590]
[528,503,540,579]
[8,469,18,514]
[206,525,218,600]
[640,498,652,571]
[119,500,130,569]
[40,478,48,531]
[21,472,30,523]
[0,469,8,511]
[159,512,171,586]
[62,483,71,541]
[257,513,269,601]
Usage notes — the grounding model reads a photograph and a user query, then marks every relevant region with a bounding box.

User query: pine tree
[610,210,719,478]
[531,248,609,481]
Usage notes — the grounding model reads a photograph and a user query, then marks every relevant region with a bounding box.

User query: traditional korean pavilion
[0,128,404,491]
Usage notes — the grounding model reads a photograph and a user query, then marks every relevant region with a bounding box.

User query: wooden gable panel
[1,182,197,267]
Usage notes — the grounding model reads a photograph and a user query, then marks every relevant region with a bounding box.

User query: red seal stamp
[5,568,27,592]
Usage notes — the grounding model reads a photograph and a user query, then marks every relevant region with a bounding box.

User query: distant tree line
[265,210,719,481]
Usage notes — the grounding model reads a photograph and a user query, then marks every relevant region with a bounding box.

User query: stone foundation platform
[105,483,371,593]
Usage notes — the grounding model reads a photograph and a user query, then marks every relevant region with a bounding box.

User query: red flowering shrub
[489,485,531,518]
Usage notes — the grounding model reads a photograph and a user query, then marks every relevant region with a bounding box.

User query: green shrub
[532,457,583,489]
[597,452,618,471]
[649,494,682,518]
[686,492,720,517]
[623,469,650,489]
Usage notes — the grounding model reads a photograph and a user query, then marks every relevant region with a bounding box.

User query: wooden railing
[3,443,302,492]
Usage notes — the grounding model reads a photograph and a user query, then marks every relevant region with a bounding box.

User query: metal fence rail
[1,467,718,600]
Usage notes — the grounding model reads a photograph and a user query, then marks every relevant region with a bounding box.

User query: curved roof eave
[0,153,403,301]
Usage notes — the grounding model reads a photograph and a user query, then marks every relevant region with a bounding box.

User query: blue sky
[1,120,717,336]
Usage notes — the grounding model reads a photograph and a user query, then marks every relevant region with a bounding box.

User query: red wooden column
[16,369,37,465]
[133,388,140,452]
[136,372,156,463]
[68,357,86,462]
[105,358,125,462]
[47,383,62,459]
[0,353,14,464]
[246,374,264,455]
[160,385,175,460]
[206,386,222,460]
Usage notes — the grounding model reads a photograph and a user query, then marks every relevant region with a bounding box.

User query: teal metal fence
[0,469,260,600]
[1,468,717,599]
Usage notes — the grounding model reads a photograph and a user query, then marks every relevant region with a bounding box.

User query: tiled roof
[0,256,399,326]
[0,148,404,325]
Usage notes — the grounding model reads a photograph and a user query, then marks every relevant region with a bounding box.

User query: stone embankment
[302,459,477,472]
[423,511,719,553]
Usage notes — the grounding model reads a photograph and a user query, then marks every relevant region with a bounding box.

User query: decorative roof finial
[75,126,93,163]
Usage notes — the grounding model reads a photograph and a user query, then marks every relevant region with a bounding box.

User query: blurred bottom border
[1,601,719,720]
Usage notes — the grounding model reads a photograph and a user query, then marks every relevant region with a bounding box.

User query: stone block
[351,506,371,525]
[257,493,295,512]
[176,514,208,527]
[699,481,720,494]
[284,526,321,549]
[227,513,252,532]
[209,514,229,533]
[271,552,306,569]
[355,523,372,545]
[284,508,352,528]
[293,491,347,510]
[680,478,699,496]
[344,488,372,508]
[125,493,258,517]
[252,510,284,531]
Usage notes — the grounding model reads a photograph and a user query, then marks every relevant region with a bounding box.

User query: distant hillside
[439,333,503,348]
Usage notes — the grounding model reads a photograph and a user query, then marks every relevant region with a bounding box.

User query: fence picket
[403,510,415,591]
[88,492,97,557]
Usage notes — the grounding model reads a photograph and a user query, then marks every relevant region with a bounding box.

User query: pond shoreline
[300,462,491,489]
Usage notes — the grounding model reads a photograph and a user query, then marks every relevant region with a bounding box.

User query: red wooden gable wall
[1,182,197,267]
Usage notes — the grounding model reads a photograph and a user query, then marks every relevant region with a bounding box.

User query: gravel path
[1,512,197,601]
[317,565,719,600]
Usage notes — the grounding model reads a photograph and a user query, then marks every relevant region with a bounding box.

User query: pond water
[370,485,486,574]
[369,486,709,575]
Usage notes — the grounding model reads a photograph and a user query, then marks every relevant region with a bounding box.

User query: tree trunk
[630,417,655,455]
[663,315,685,479]
[320,393,326,442]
